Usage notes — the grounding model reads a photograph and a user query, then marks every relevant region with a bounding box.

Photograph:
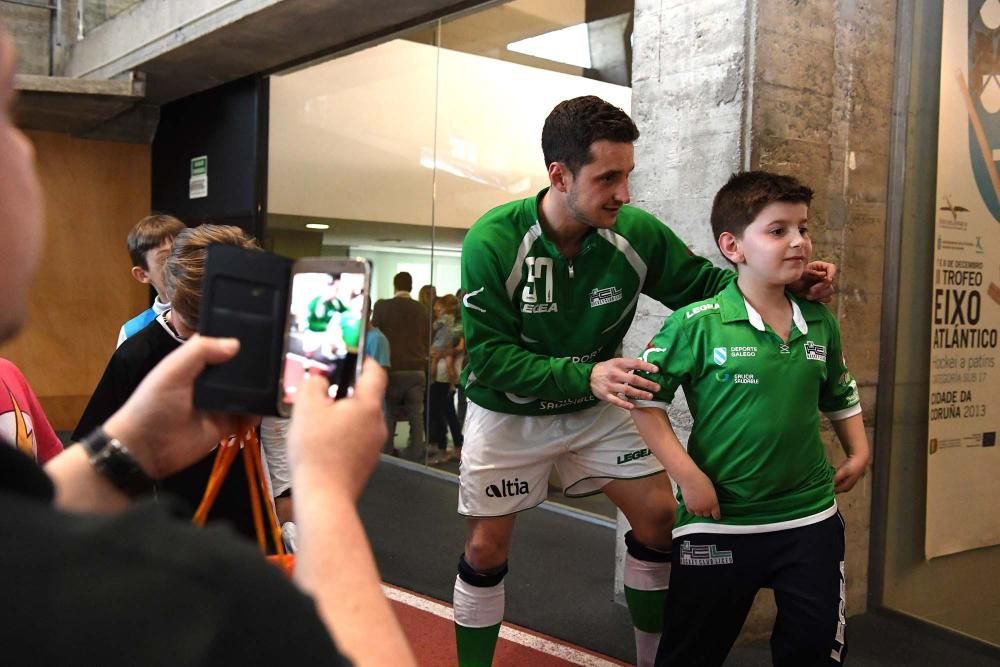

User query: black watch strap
[80,427,155,498]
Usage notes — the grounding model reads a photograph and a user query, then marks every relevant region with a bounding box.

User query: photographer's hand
[46,335,243,512]
[288,362,415,667]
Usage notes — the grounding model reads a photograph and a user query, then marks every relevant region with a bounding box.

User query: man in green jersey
[454,97,837,667]
[631,172,870,666]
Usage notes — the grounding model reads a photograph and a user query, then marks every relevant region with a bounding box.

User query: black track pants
[656,513,847,667]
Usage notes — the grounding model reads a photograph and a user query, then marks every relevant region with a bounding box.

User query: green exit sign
[190,156,208,176]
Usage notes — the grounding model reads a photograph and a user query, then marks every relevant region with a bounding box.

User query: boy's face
[134,238,173,299]
[557,139,634,229]
[0,29,44,343]
[727,201,811,286]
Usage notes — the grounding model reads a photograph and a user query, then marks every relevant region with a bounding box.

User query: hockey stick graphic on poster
[955,70,1000,305]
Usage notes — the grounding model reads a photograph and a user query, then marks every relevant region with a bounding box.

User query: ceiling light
[305,223,330,230]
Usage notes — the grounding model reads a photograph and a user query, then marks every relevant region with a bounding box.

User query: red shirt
[0,358,63,464]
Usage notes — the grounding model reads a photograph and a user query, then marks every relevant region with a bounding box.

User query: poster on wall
[927,0,1000,559]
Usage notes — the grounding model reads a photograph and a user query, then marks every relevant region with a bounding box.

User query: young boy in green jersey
[631,171,870,667]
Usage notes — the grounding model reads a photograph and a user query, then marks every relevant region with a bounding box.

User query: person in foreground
[0,24,414,666]
[454,96,837,667]
[630,171,870,667]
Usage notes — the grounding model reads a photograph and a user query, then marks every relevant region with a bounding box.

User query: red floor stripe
[386,585,629,666]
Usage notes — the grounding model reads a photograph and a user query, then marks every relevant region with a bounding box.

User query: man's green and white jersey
[634,281,861,536]
[460,189,733,416]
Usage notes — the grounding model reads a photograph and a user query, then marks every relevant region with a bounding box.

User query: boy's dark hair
[710,171,814,245]
[127,214,186,268]
[541,96,639,175]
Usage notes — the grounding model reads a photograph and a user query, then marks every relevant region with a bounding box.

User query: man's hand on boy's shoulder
[789,261,838,303]
[590,358,660,410]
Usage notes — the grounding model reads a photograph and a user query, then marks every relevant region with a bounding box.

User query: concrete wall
[0,4,51,75]
[628,0,896,639]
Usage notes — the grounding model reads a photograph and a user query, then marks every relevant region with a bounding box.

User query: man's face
[143,238,174,299]
[0,29,44,342]
[562,140,634,229]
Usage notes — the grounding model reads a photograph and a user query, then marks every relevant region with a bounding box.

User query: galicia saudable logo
[486,478,530,498]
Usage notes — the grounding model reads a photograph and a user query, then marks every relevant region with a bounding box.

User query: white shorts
[457,401,664,517]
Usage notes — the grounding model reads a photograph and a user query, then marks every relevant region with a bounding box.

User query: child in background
[428,295,463,464]
[631,171,869,666]
[117,214,185,347]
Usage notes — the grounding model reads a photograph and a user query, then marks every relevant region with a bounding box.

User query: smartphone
[195,245,370,416]
[278,259,369,415]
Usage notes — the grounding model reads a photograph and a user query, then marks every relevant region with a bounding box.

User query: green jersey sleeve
[818,311,862,419]
[461,225,593,400]
[633,211,736,309]
[632,312,696,410]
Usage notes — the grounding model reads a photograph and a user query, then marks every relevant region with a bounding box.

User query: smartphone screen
[281,264,368,409]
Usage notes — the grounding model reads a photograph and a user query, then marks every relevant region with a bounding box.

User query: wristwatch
[80,427,156,498]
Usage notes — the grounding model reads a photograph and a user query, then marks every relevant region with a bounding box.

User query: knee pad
[457,553,508,587]
[625,530,671,563]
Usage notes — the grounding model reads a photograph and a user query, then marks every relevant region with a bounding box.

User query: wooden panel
[0,131,151,430]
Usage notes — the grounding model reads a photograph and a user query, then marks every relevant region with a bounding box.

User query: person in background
[365,301,391,371]
[0,23,414,665]
[117,214,186,348]
[418,283,437,314]
[0,358,62,464]
[427,295,463,465]
[73,225,266,542]
[453,287,468,428]
[372,272,429,460]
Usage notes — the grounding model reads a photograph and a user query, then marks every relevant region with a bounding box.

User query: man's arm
[631,407,720,520]
[46,336,243,513]
[288,363,416,667]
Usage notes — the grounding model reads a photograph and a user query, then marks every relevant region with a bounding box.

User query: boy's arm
[632,407,720,519]
[817,309,868,493]
[830,413,870,493]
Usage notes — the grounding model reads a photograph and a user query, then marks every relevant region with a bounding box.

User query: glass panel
[267,0,635,522]
[267,26,439,464]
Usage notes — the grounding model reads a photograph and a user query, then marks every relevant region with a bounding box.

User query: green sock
[624,585,667,633]
[456,622,502,667]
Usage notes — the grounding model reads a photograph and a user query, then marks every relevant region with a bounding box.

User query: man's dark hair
[710,171,814,245]
[393,272,413,292]
[541,96,639,175]
[127,214,186,268]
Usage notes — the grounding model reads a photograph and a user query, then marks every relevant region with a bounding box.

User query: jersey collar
[717,281,810,335]
[530,187,600,257]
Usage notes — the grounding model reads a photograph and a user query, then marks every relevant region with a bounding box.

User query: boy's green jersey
[635,281,862,535]
[460,189,733,416]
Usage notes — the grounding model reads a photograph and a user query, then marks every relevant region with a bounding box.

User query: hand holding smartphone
[194,244,370,416]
